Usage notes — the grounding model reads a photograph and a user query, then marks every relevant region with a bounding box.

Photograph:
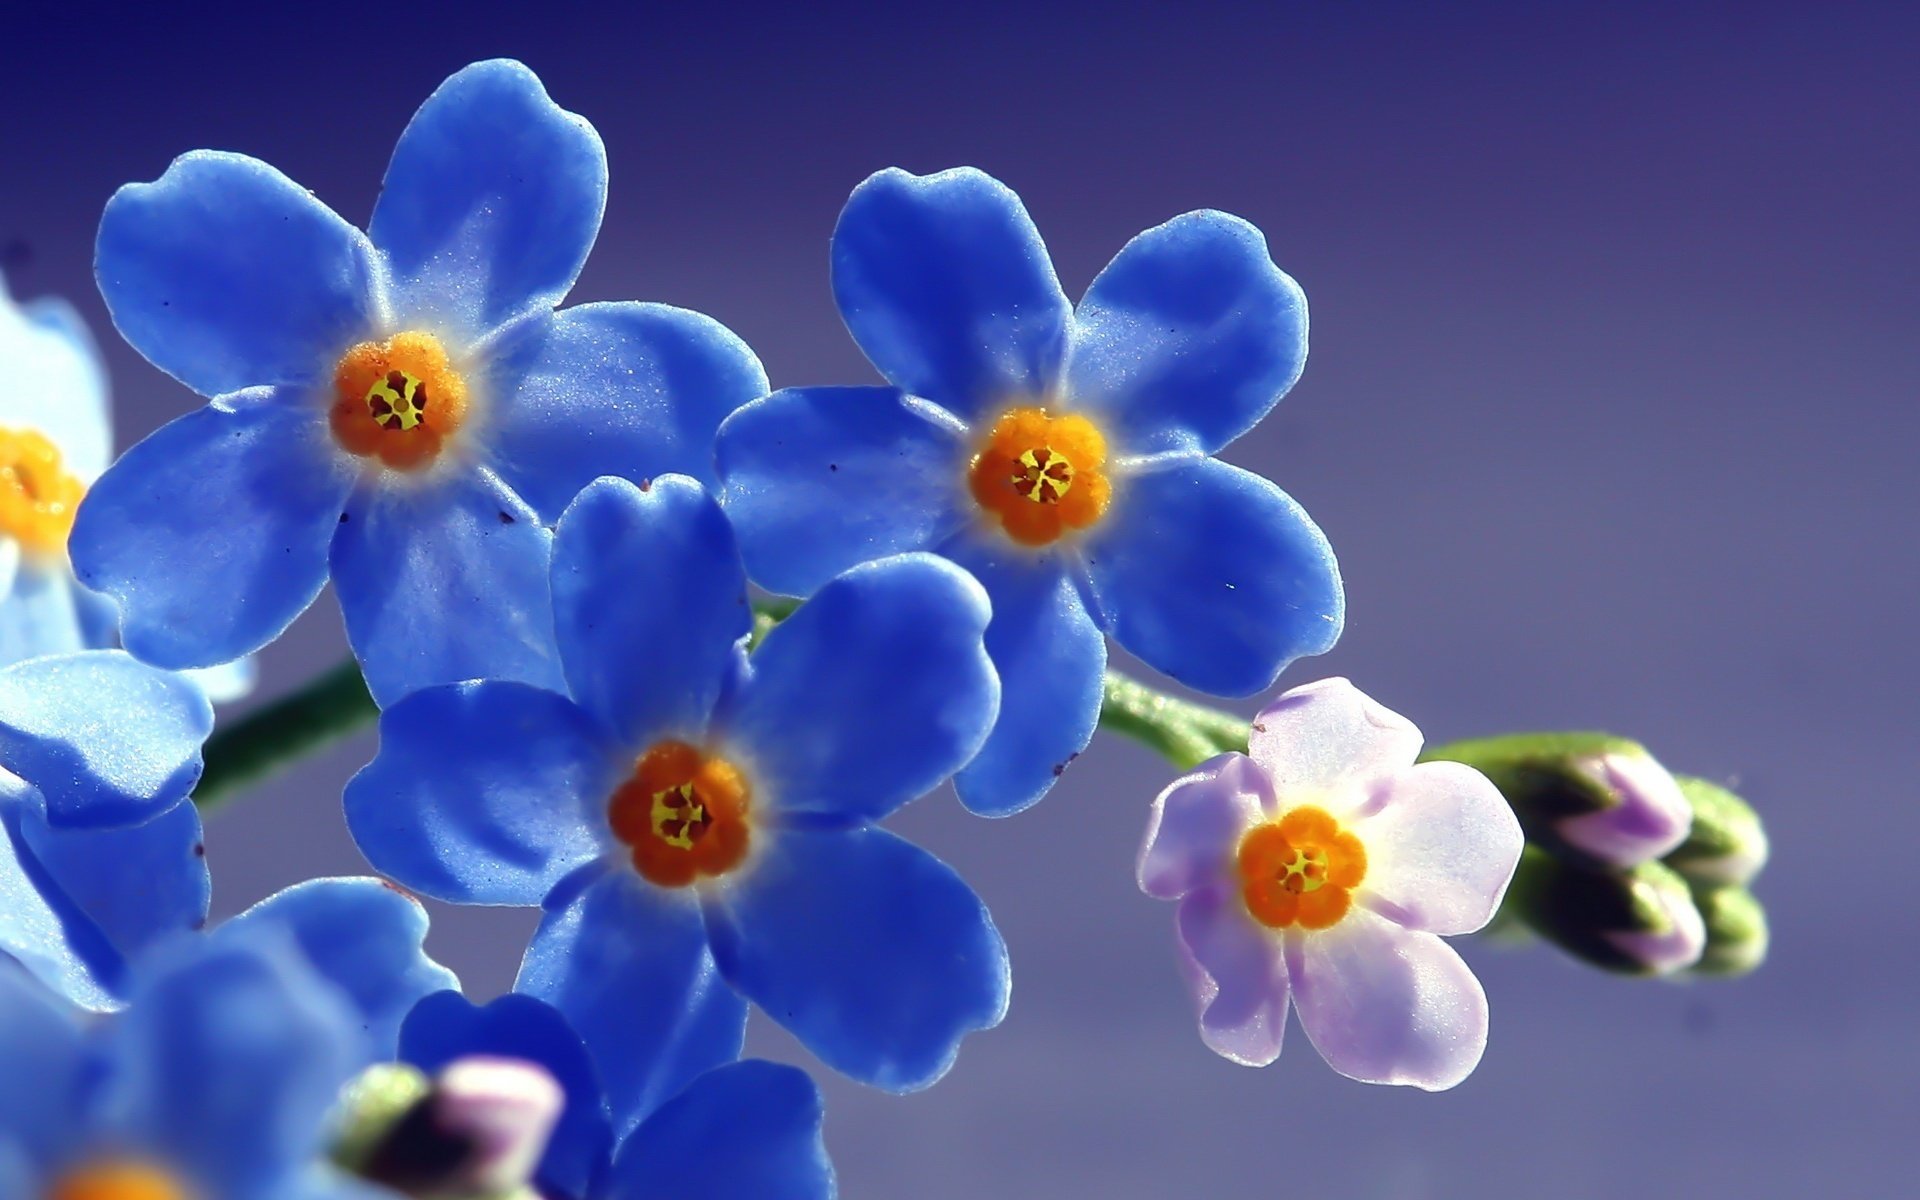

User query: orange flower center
[1236,806,1368,931]
[966,406,1111,546]
[608,740,752,887]
[329,331,469,471]
[0,426,85,560]
[49,1161,194,1200]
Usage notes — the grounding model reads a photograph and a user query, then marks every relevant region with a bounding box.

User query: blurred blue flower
[398,991,835,1199]
[346,475,1007,1117]
[717,167,1344,816]
[74,59,767,706]
[0,924,385,1200]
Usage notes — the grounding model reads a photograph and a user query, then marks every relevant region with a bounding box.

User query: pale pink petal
[1246,678,1422,817]
[1175,883,1290,1067]
[1138,753,1273,901]
[1559,749,1692,867]
[1288,907,1488,1090]
[1606,872,1708,974]
[1355,761,1524,935]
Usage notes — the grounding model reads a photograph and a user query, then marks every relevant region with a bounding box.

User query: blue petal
[0,287,111,480]
[222,878,459,1062]
[96,151,376,397]
[399,991,614,1199]
[832,168,1071,421]
[605,1061,833,1200]
[706,826,1007,1091]
[487,303,768,517]
[370,59,606,343]
[728,554,997,825]
[333,467,565,707]
[0,650,211,828]
[942,539,1105,817]
[0,774,123,1008]
[716,386,967,597]
[17,795,208,968]
[551,476,749,744]
[1086,458,1343,696]
[1067,211,1308,456]
[0,963,89,1176]
[69,391,353,671]
[345,682,615,905]
[516,867,747,1135]
[97,931,361,1199]
[0,564,87,667]
[180,656,258,704]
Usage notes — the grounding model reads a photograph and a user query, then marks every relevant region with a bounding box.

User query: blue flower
[0,924,385,1200]
[398,991,835,1199]
[716,167,1344,816]
[346,475,1007,1115]
[73,59,767,706]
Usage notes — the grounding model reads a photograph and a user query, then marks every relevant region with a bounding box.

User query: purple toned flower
[424,1056,565,1196]
[1601,861,1709,975]
[1137,677,1523,1090]
[1557,747,1692,867]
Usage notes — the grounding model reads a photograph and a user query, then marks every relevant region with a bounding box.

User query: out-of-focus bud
[1424,733,1691,868]
[335,1055,563,1200]
[1664,776,1770,888]
[1505,848,1707,976]
[1688,883,1769,977]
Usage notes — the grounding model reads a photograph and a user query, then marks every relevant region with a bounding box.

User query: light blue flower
[717,167,1344,816]
[73,59,767,706]
[346,475,1007,1114]
[398,991,835,1199]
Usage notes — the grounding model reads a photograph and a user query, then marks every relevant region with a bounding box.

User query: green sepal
[330,1062,433,1176]
[1689,883,1769,977]
[1504,848,1700,975]
[1665,776,1769,888]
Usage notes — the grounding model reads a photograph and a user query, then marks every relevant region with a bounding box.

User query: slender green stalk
[1098,673,1249,770]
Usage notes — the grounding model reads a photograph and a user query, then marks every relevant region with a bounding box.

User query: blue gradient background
[4,3,1913,1196]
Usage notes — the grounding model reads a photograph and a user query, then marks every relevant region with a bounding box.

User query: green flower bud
[1665,776,1769,888]
[1689,884,1769,977]
[331,1057,559,1200]
[1505,847,1706,975]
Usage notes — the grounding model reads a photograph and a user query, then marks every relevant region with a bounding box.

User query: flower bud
[1506,848,1707,975]
[339,1055,563,1199]
[1663,776,1769,887]
[1688,884,1769,977]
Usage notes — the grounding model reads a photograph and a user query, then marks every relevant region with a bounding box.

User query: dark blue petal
[345,683,615,905]
[516,867,746,1134]
[70,392,353,671]
[0,651,210,828]
[97,930,361,1199]
[716,386,967,597]
[705,826,1007,1091]
[17,794,208,967]
[605,1060,834,1200]
[333,467,565,707]
[832,168,1071,422]
[96,151,376,397]
[0,963,89,1177]
[551,476,748,744]
[399,991,613,1199]
[371,60,606,343]
[1086,458,1343,696]
[488,303,767,517]
[942,539,1105,817]
[728,554,996,824]
[0,564,86,667]
[223,878,459,1062]
[0,774,123,1008]
[1067,211,1308,456]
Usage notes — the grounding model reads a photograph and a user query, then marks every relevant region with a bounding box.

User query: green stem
[1098,673,1249,770]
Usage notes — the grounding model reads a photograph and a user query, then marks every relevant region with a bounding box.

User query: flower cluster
[0,55,1765,1200]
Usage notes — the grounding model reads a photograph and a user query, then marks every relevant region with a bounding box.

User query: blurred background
[4,2,1914,1195]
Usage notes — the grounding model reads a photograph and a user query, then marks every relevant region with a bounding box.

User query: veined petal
[551,476,749,746]
[832,168,1071,421]
[705,826,1008,1092]
[345,683,615,906]
[0,288,111,480]
[1086,458,1342,697]
[17,796,208,969]
[0,773,123,1010]
[96,151,376,397]
[1288,906,1490,1091]
[70,392,354,671]
[1174,882,1289,1067]
[943,539,1104,817]
[516,868,747,1135]
[333,467,564,707]
[488,303,767,518]
[0,650,211,828]
[728,554,996,825]
[371,59,606,342]
[222,878,459,1062]
[0,565,87,667]
[1139,754,1272,901]
[1246,678,1423,815]
[0,961,90,1176]
[1068,211,1307,455]
[717,386,966,598]
[605,1060,833,1200]
[1357,762,1524,937]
